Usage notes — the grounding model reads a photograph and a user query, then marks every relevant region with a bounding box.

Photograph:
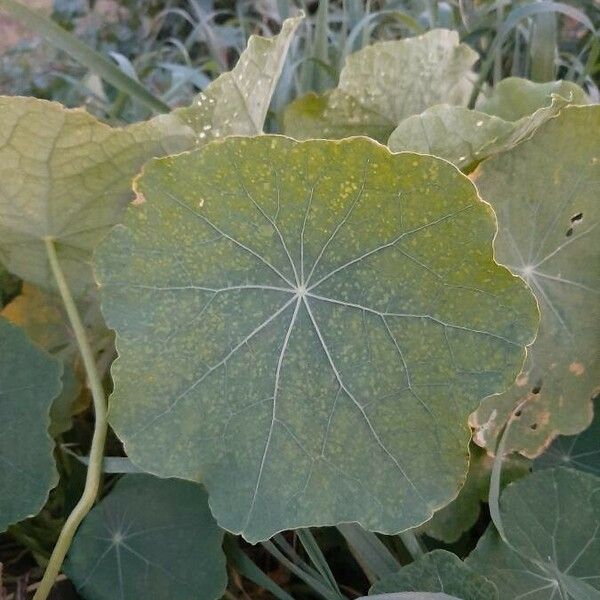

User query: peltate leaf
[420,444,530,544]
[477,77,589,121]
[369,550,498,599]
[467,468,600,600]
[96,136,537,542]
[366,595,462,600]
[387,94,572,172]
[470,105,600,457]
[535,398,599,476]
[0,15,301,296]
[0,317,60,531]
[65,474,227,600]
[283,29,477,142]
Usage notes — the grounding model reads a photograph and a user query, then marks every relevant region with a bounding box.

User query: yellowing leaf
[470,106,600,457]
[284,29,477,142]
[96,136,537,542]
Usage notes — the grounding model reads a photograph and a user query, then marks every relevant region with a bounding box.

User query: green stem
[33,238,109,600]
[398,530,424,560]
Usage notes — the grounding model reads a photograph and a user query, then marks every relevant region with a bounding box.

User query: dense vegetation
[0,1,598,599]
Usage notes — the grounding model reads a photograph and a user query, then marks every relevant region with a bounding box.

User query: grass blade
[530,11,557,82]
[0,0,170,114]
[296,529,343,597]
[224,537,295,600]
[337,523,400,584]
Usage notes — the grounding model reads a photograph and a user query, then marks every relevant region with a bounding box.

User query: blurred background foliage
[1,0,598,127]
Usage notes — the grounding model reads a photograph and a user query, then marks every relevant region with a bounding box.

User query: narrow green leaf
[0,317,60,531]
[0,0,169,114]
[297,529,344,597]
[338,523,400,584]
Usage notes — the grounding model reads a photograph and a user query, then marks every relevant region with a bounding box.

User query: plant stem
[398,530,424,560]
[33,239,109,600]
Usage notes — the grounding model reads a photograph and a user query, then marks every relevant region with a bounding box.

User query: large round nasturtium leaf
[470,105,600,458]
[65,474,227,600]
[0,16,301,297]
[96,136,538,542]
[535,398,599,477]
[477,77,588,121]
[366,595,462,600]
[283,29,477,142]
[370,550,498,600]
[0,317,60,531]
[467,468,600,599]
[387,94,571,173]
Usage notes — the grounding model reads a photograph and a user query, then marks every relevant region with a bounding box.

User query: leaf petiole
[32,238,109,600]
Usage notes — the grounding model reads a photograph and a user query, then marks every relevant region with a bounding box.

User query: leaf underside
[0,16,301,296]
[283,29,477,142]
[96,136,537,542]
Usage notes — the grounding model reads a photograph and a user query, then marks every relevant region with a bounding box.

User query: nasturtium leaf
[1,283,109,435]
[283,29,477,142]
[370,550,498,600]
[387,95,571,172]
[467,468,600,599]
[96,135,537,542]
[65,474,227,600]
[0,317,60,532]
[0,16,301,296]
[535,398,599,476]
[477,77,588,121]
[420,444,530,544]
[470,105,600,457]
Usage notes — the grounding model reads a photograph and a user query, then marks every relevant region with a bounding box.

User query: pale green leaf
[0,317,60,531]
[477,77,588,121]
[0,16,302,296]
[65,474,227,600]
[283,29,477,142]
[467,468,600,600]
[370,550,498,600]
[96,136,537,542]
[387,94,571,172]
[535,398,599,476]
[420,444,530,544]
[470,105,600,457]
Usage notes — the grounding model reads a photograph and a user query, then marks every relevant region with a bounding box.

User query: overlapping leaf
[96,135,537,542]
[0,317,60,531]
[535,398,599,476]
[467,468,600,599]
[370,550,498,599]
[283,29,477,142]
[420,444,530,544]
[387,94,573,172]
[65,474,227,600]
[0,16,301,296]
[470,106,600,457]
[477,77,588,121]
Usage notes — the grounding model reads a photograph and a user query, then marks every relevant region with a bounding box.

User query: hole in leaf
[530,423,538,430]
[566,212,583,237]
[531,380,542,394]
[514,410,522,417]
